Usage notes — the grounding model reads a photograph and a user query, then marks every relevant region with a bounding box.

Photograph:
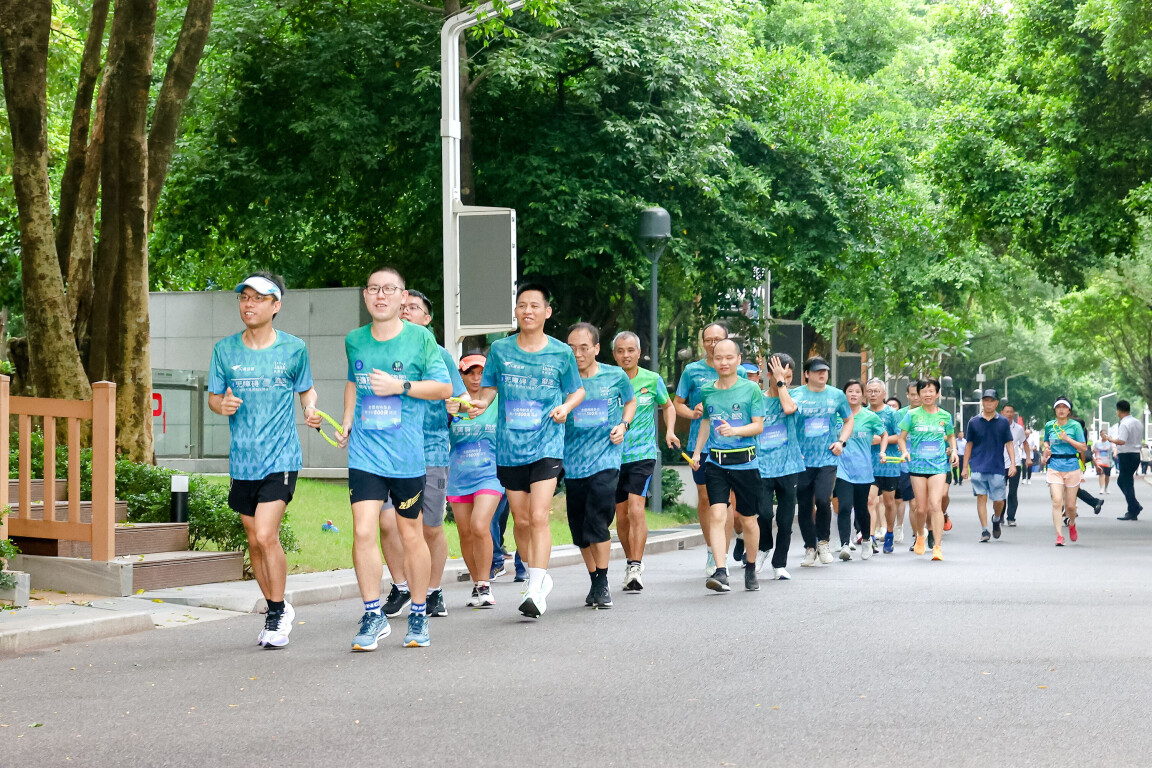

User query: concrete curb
[0,604,154,657]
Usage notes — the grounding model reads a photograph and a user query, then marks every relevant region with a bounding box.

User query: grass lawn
[223,478,692,574]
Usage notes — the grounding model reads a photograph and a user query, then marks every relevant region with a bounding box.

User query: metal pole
[1003,372,1025,403]
[650,257,662,514]
[830,322,838,387]
[442,2,525,355]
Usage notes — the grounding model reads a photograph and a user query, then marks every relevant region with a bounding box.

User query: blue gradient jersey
[758,393,804,479]
[896,406,912,474]
[871,406,901,477]
[790,386,852,468]
[345,322,451,478]
[701,378,765,465]
[897,407,955,475]
[448,395,502,496]
[1044,419,1086,473]
[838,408,885,485]
[480,334,583,467]
[564,364,635,479]
[422,346,467,468]
[209,331,314,481]
[675,360,747,459]
[621,368,670,464]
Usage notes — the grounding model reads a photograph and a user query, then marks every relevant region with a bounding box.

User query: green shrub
[657,467,684,509]
[114,459,298,561]
[0,506,19,590]
[6,428,90,482]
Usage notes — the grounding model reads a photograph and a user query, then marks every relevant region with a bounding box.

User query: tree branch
[55,0,109,278]
[146,0,215,230]
[399,0,443,13]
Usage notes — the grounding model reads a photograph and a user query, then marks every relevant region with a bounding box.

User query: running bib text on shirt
[572,399,610,428]
[762,424,788,448]
[505,400,543,430]
[360,395,402,430]
[804,416,830,437]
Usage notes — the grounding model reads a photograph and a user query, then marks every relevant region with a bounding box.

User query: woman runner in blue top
[1041,397,1088,546]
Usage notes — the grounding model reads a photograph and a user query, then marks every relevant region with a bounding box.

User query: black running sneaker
[593,579,613,609]
[706,567,731,593]
[427,588,447,618]
[732,536,746,565]
[383,584,411,618]
[744,564,759,592]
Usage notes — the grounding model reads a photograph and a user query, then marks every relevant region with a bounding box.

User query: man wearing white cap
[209,272,321,649]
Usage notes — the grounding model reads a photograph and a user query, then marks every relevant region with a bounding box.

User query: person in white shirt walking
[1099,400,1143,520]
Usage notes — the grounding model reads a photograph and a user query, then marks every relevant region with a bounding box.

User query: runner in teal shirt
[611,330,679,592]
[895,378,956,561]
[754,353,804,578]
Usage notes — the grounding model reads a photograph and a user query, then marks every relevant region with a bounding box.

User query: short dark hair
[906,381,919,394]
[567,322,599,344]
[917,378,941,394]
[886,397,903,409]
[516,282,552,305]
[843,378,863,393]
[367,264,405,288]
[407,289,432,317]
[247,270,286,296]
[1117,400,1132,413]
[769,352,795,370]
[702,322,728,338]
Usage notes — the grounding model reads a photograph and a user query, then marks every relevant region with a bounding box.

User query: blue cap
[235,275,282,301]
[740,363,760,374]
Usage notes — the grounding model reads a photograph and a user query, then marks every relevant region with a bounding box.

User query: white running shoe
[773,567,791,581]
[466,586,481,607]
[802,548,818,567]
[861,537,873,560]
[264,602,294,648]
[839,544,852,561]
[894,527,905,544]
[755,549,771,573]
[817,541,834,564]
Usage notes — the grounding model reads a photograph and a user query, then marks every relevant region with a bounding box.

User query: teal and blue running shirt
[564,363,636,479]
[676,359,747,459]
[700,378,765,465]
[345,321,451,478]
[422,346,467,468]
[1043,419,1086,472]
[448,395,503,496]
[871,405,901,478]
[838,407,886,485]
[209,330,314,481]
[758,392,805,478]
[480,334,583,467]
[790,385,852,468]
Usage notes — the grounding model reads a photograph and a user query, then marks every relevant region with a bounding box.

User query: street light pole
[1003,372,1025,403]
[639,207,671,514]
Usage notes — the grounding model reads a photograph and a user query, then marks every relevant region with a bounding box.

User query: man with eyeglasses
[209,272,321,649]
[673,322,747,576]
[465,283,585,618]
[564,322,636,608]
[356,289,466,621]
[335,266,452,649]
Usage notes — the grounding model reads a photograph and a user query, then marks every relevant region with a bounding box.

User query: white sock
[528,567,546,592]
[427,587,437,596]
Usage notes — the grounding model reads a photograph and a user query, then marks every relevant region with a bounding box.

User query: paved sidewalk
[0,526,703,656]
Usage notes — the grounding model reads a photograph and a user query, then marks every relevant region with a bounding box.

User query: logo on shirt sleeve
[355,360,364,371]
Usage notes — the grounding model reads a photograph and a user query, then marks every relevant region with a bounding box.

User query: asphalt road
[3,477,1152,767]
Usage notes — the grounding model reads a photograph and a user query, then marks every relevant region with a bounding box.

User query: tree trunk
[55,0,110,278]
[0,0,92,402]
[106,0,158,462]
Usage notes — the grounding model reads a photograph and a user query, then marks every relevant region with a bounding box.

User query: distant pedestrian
[1141,443,1151,475]
[1099,400,1143,520]
[1093,436,1113,495]
[962,389,1015,543]
[1000,403,1029,524]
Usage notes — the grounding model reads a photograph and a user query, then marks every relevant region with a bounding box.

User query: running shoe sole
[519,596,542,618]
[705,575,731,592]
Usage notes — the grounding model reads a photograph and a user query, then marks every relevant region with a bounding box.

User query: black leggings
[758,472,800,569]
[835,478,872,546]
[796,465,837,549]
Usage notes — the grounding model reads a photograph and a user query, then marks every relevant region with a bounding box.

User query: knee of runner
[253,527,281,552]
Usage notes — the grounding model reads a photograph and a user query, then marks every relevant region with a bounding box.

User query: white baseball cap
[234,275,282,301]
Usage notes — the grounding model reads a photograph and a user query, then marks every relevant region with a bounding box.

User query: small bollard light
[171,474,189,523]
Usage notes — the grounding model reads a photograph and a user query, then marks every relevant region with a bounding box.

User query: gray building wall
[150,287,368,476]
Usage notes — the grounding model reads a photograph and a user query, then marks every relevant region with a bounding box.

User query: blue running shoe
[883,532,894,554]
[404,612,430,647]
[352,611,390,651]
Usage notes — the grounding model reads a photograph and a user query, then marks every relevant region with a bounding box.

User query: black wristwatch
[621,421,631,432]
[776,380,785,389]
[402,380,412,394]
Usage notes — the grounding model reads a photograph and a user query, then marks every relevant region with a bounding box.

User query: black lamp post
[639,207,671,514]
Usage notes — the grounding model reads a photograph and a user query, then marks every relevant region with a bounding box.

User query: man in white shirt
[1001,404,1029,525]
[1100,400,1143,520]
